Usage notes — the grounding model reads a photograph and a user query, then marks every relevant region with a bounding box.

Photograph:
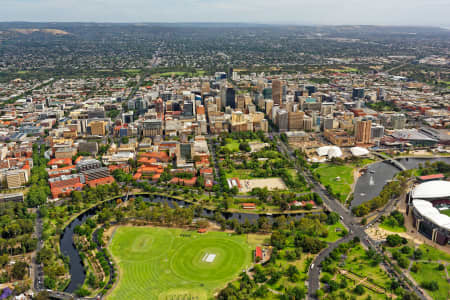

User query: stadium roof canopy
[413,200,450,230]
[412,181,450,199]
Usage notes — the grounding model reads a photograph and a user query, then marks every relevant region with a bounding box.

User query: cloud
[1,0,449,27]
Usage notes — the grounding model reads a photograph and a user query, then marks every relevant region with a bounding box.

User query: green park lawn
[122,69,141,74]
[155,71,206,77]
[320,243,392,299]
[418,244,450,262]
[313,164,354,202]
[410,262,450,300]
[313,159,374,203]
[225,169,256,179]
[223,138,241,152]
[341,245,391,288]
[379,222,406,233]
[320,221,347,243]
[222,138,260,153]
[108,227,253,300]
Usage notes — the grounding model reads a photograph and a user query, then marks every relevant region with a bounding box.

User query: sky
[2,0,450,27]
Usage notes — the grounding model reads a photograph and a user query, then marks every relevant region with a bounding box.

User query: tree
[121,136,129,144]
[239,142,251,152]
[12,261,28,280]
[35,291,50,300]
[421,280,439,291]
[413,248,423,260]
[286,265,299,282]
[354,284,365,295]
[386,234,403,247]
[272,230,289,249]
[326,212,340,225]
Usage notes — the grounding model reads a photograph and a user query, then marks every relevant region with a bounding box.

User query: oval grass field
[107,227,253,300]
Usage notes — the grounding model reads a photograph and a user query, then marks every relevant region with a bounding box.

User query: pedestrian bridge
[372,152,407,171]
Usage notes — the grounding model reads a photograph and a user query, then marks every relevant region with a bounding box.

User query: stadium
[408,179,450,245]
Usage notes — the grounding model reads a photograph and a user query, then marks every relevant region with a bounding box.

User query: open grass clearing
[379,222,406,233]
[320,221,347,243]
[225,169,256,179]
[341,245,391,288]
[108,226,253,300]
[313,164,354,202]
[410,262,450,300]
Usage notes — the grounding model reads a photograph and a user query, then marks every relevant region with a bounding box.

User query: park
[107,226,254,299]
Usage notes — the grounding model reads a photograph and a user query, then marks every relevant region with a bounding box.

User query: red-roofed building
[48,158,72,168]
[87,176,115,188]
[255,247,263,261]
[108,164,131,173]
[48,165,76,178]
[169,177,197,187]
[241,203,256,209]
[139,152,170,163]
[204,179,213,190]
[418,174,445,182]
[195,157,210,169]
[199,167,214,180]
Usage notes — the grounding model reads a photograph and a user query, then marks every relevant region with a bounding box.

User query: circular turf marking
[170,238,247,282]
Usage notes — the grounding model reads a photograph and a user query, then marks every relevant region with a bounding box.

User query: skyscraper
[305,85,316,96]
[352,88,365,99]
[272,79,282,106]
[355,120,372,144]
[225,88,236,109]
[183,101,194,117]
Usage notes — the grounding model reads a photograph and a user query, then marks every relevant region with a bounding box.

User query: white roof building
[412,200,450,230]
[412,181,450,199]
[350,147,369,157]
[317,146,342,159]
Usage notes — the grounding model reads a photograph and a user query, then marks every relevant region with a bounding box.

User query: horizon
[0,21,448,30]
[2,0,449,28]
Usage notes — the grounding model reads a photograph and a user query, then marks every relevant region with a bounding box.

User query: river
[60,194,315,293]
[352,157,450,207]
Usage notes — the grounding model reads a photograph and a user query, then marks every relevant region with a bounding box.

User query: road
[275,137,426,300]
[33,208,44,291]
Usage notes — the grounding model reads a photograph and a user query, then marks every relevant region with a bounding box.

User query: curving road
[276,137,426,300]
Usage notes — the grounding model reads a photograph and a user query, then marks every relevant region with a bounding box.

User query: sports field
[108,227,253,300]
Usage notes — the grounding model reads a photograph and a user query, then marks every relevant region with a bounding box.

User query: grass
[108,227,253,300]
[223,138,241,152]
[379,222,406,233]
[440,209,450,217]
[342,245,391,288]
[122,69,141,74]
[410,262,450,300]
[225,169,256,179]
[153,70,206,78]
[320,222,347,243]
[418,244,450,262]
[313,164,354,202]
[247,234,270,247]
[313,159,374,203]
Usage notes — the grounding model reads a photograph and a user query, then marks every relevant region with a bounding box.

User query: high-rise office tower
[272,79,282,106]
[225,88,236,109]
[355,120,372,144]
[183,101,194,117]
[352,88,365,99]
[305,85,316,96]
[376,88,385,100]
[391,113,406,129]
[371,124,385,139]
